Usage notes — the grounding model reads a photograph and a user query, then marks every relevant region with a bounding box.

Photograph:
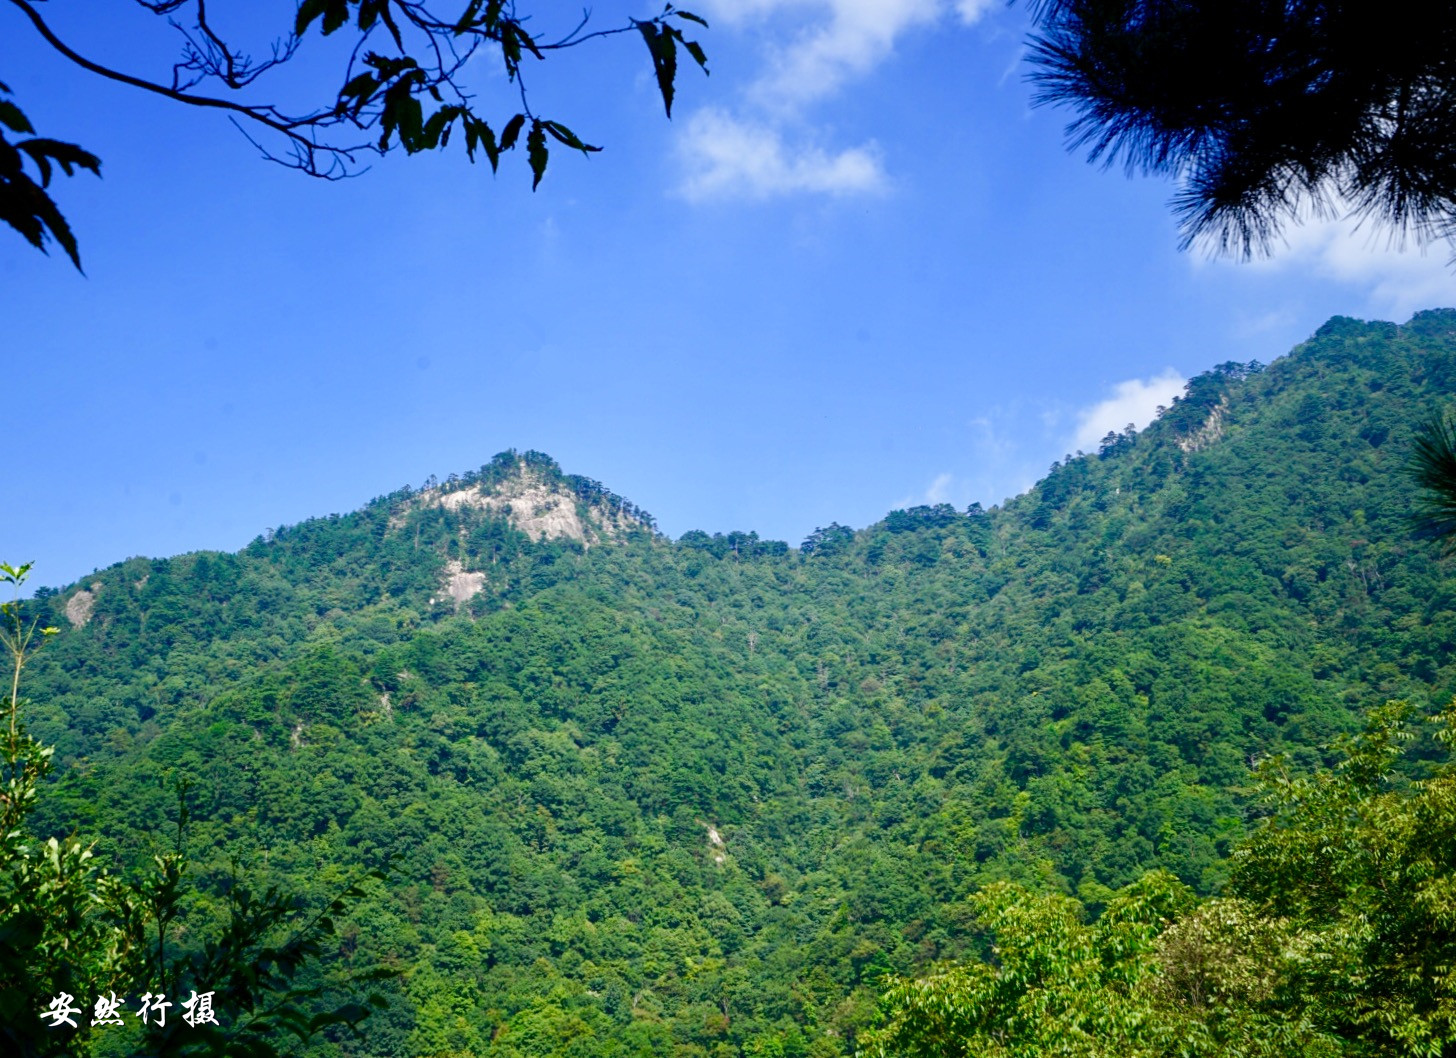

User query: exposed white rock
[65,584,99,628]
[706,823,726,865]
[395,460,647,606]
[1179,396,1229,453]
[443,560,486,607]
[410,461,640,545]
[434,474,590,542]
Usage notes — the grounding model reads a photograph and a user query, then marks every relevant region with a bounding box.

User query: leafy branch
[1,0,709,265]
[0,91,100,270]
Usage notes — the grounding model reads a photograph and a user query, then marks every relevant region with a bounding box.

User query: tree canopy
[861,698,1456,1058]
[0,0,708,268]
[9,314,1456,1054]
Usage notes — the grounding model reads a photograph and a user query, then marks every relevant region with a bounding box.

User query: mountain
[19,310,1456,1057]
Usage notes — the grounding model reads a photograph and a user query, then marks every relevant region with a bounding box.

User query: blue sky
[5,1,1453,592]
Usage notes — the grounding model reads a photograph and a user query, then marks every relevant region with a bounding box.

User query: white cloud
[891,470,959,511]
[1205,213,1455,318]
[1277,220,1454,317]
[924,471,954,504]
[754,0,941,108]
[701,0,994,107]
[954,0,998,23]
[1230,307,1297,339]
[678,1,997,199]
[1072,369,1186,452]
[677,108,887,200]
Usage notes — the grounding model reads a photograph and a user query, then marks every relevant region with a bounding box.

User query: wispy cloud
[954,0,997,21]
[892,470,959,510]
[1202,212,1455,318]
[731,0,944,110]
[924,471,954,504]
[676,109,887,200]
[1072,369,1186,452]
[1230,307,1298,339]
[679,0,998,200]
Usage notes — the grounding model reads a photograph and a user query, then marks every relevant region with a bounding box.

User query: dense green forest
[10,310,1456,1056]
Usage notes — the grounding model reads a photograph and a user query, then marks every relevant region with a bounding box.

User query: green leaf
[422,105,464,151]
[0,132,98,270]
[336,72,379,118]
[499,113,525,152]
[17,144,50,187]
[464,117,500,169]
[638,21,679,117]
[310,1001,372,1032]
[295,0,352,36]
[0,167,84,269]
[673,9,709,26]
[20,140,102,182]
[1412,412,1456,546]
[379,82,425,152]
[0,563,33,585]
[527,120,548,189]
[372,0,406,49]
[294,0,328,35]
[339,72,378,99]
[321,0,351,35]
[0,101,34,136]
[542,120,601,154]
[454,0,486,33]
[511,21,544,61]
[0,139,22,180]
[499,21,523,75]
[682,38,709,72]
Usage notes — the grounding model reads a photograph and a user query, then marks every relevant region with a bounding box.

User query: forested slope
[20,310,1456,1057]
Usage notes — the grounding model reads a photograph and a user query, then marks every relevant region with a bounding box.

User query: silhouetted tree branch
[1,0,708,267]
[1027,0,1456,258]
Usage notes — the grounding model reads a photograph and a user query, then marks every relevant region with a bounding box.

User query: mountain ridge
[15,307,1456,1056]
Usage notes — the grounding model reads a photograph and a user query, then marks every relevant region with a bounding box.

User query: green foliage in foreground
[1,563,387,1058]
[862,700,1456,1058]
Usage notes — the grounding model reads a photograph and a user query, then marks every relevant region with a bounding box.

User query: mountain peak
[393,450,650,545]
